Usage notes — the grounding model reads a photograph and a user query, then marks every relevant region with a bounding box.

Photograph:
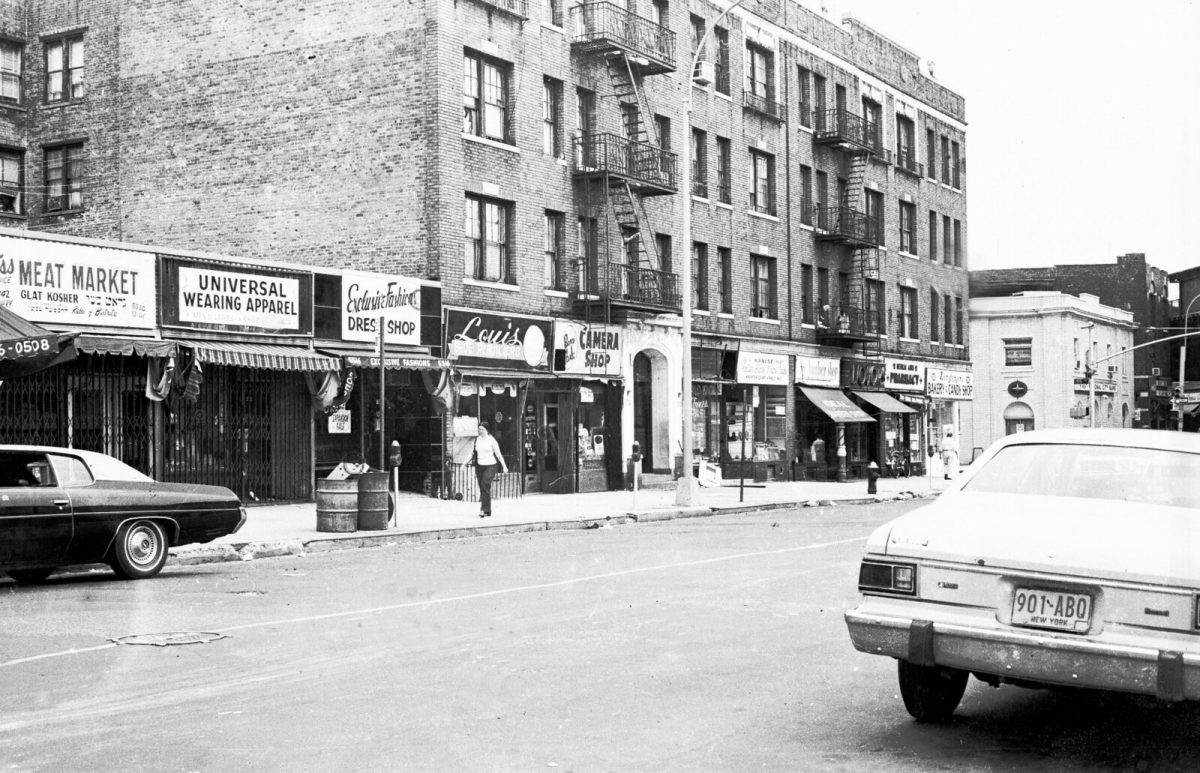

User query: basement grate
[111,632,227,647]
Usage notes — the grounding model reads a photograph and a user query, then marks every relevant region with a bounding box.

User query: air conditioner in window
[693,60,715,86]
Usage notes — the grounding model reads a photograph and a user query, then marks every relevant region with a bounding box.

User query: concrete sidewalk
[171,473,952,566]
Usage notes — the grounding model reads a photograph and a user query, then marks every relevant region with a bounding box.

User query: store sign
[736,351,789,385]
[327,409,352,434]
[926,368,974,400]
[162,259,313,335]
[842,358,885,389]
[795,355,840,387]
[0,234,156,329]
[342,270,421,345]
[1074,376,1117,394]
[445,309,551,371]
[554,321,621,378]
[884,358,925,392]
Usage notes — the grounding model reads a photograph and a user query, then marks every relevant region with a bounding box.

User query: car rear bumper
[846,603,1200,701]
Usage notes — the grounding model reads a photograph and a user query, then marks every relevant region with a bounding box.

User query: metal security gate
[162,365,311,501]
[0,354,153,472]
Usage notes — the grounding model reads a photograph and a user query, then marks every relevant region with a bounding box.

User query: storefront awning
[0,304,77,378]
[317,347,453,370]
[184,341,342,371]
[1183,402,1200,416]
[455,366,556,380]
[799,386,875,424]
[75,335,178,358]
[852,390,918,414]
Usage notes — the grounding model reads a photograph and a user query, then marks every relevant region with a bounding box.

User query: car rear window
[963,443,1199,509]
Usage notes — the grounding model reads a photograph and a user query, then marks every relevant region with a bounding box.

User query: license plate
[1011,588,1092,632]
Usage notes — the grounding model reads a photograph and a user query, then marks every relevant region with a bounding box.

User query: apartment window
[544,0,563,26]
[864,188,883,243]
[925,127,936,179]
[899,286,917,339]
[953,219,962,267]
[541,77,562,157]
[930,289,940,341]
[746,43,773,101]
[838,271,850,311]
[799,164,813,225]
[940,135,951,185]
[45,35,83,103]
[951,140,962,188]
[1004,337,1032,367]
[817,267,829,312]
[861,98,882,148]
[655,233,672,273]
[622,227,641,266]
[896,115,915,170]
[715,136,731,204]
[750,149,775,215]
[575,87,595,166]
[692,242,708,310]
[544,211,563,289]
[928,210,938,261]
[713,25,730,95]
[899,200,916,255]
[577,216,598,293]
[44,143,82,212]
[955,297,964,345]
[815,170,828,217]
[865,279,884,334]
[801,264,813,324]
[942,215,952,263]
[944,294,953,344]
[813,73,827,122]
[651,0,668,26]
[464,194,511,282]
[0,41,21,103]
[751,255,776,318]
[718,246,732,313]
[655,114,671,150]
[0,149,22,214]
[690,14,706,60]
[797,66,812,127]
[464,51,510,143]
[691,128,707,198]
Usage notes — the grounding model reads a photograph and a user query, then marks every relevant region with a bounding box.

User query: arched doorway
[632,348,670,472]
[1003,401,1035,435]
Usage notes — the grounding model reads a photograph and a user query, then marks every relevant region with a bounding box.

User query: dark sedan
[0,445,245,582]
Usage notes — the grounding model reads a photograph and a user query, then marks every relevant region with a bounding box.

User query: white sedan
[845,428,1200,721]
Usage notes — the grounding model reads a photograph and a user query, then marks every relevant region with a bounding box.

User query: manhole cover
[112,632,227,647]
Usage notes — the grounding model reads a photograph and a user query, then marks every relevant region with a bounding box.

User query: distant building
[1168,265,1200,429]
[963,292,1135,458]
[970,253,1173,428]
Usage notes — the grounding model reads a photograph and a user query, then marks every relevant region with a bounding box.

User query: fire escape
[813,107,884,360]
[569,2,679,322]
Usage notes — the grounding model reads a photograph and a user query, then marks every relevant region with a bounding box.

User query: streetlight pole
[677,0,749,506]
[1178,293,1200,431]
[1081,322,1095,428]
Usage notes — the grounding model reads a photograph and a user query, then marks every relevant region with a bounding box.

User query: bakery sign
[926,368,974,400]
[0,234,155,329]
[445,309,551,371]
[884,357,925,392]
[342,270,421,346]
[554,321,621,378]
[162,258,312,335]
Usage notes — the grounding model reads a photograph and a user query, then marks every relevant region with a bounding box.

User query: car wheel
[110,520,169,580]
[897,660,968,722]
[7,567,56,584]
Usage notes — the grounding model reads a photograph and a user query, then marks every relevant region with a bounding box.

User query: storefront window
[753,386,787,461]
[576,384,608,461]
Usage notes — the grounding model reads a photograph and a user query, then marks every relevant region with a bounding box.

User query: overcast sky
[816,0,1200,280]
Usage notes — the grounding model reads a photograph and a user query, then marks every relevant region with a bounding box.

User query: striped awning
[75,335,178,358]
[185,341,342,371]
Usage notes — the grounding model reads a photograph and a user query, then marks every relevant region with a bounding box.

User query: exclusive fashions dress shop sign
[161,258,313,335]
[446,309,551,372]
[0,233,156,329]
[342,269,421,346]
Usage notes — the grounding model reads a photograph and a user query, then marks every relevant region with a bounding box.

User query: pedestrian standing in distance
[942,428,960,480]
[473,422,507,518]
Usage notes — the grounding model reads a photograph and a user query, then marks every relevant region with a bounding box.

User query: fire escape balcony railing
[814,207,883,247]
[574,132,678,193]
[569,2,677,74]
[895,147,924,178]
[815,305,879,343]
[814,108,883,155]
[471,0,528,19]
[598,260,681,311]
[743,91,786,122]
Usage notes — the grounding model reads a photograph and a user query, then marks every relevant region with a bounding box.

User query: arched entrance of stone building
[632,349,669,472]
[1003,401,1035,435]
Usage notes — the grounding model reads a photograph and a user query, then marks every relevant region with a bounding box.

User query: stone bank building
[0,0,970,500]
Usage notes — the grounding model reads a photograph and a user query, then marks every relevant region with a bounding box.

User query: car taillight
[859,560,917,596]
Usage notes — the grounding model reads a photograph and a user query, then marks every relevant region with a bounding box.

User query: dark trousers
[476,463,499,514]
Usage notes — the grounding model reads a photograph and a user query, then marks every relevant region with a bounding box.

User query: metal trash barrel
[357,471,390,531]
[316,478,358,533]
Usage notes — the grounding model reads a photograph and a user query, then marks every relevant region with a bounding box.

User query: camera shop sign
[164,259,311,334]
[926,368,974,400]
[884,358,925,392]
[342,270,421,346]
[554,321,621,378]
[446,309,551,371]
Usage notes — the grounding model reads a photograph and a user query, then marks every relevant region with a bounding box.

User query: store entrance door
[523,391,573,494]
[633,352,653,471]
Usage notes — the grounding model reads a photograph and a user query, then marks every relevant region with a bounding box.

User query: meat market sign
[884,358,925,392]
[0,234,155,329]
[161,258,312,335]
[926,368,974,400]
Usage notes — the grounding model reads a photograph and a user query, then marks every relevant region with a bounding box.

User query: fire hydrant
[867,461,880,495]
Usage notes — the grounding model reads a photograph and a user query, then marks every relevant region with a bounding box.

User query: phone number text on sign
[0,334,53,361]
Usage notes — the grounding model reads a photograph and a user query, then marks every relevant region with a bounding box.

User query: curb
[169,491,934,568]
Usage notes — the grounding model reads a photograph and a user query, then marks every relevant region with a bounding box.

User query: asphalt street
[3,501,1199,773]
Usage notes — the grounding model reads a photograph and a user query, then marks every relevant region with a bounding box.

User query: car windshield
[962,443,1199,509]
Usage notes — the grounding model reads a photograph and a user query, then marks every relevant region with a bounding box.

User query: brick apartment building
[970,253,1174,429]
[0,0,969,498]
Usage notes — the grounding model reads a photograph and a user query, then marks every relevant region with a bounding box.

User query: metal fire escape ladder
[846,149,880,358]
[605,53,661,273]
